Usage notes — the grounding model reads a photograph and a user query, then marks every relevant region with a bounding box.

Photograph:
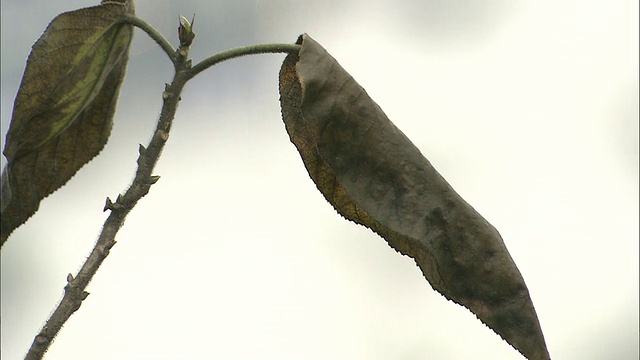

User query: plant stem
[188,43,300,79]
[23,16,298,359]
[122,14,177,62]
[23,45,192,360]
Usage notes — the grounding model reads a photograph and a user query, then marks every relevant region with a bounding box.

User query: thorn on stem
[103,195,126,212]
[104,197,114,212]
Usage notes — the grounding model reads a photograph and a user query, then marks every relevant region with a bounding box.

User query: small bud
[178,14,196,47]
[138,144,146,155]
[81,291,90,300]
[67,273,74,282]
[149,175,161,184]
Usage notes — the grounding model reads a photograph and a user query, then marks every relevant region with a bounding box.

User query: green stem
[122,14,177,62]
[188,43,300,79]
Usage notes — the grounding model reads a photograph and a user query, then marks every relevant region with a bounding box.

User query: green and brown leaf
[279,34,550,360]
[1,0,135,246]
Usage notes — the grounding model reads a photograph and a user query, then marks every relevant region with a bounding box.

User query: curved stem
[122,14,177,63]
[188,43,300,79]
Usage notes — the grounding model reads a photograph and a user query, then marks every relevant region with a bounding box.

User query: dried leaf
[279,34,550,359]
[1,0,135,246]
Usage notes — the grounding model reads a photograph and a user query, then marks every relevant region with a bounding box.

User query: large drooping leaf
[279,34,550,360]
[0,0,135,246]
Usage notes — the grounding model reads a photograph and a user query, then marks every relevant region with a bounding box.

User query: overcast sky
[1,1,638,359]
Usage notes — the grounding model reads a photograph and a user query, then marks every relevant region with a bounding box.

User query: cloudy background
[1,0,638,359]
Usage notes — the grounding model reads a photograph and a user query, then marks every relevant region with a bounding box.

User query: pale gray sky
[1,1,638,359]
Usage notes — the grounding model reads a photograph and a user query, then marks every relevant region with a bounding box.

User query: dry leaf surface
[279,33,550,360]
[1,0,135,245]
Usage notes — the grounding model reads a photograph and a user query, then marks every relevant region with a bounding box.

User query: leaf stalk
[122,14,177,62]
[188,43,300,79]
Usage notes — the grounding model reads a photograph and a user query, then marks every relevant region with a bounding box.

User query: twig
[23,39,192,360]
[23,18,299,360]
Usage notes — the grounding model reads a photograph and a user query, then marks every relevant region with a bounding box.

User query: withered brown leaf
[279,34,550,360]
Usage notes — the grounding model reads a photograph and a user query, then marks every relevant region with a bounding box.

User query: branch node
[96,239,116,257]
[156,129,170,141]
[35,334,49,345]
